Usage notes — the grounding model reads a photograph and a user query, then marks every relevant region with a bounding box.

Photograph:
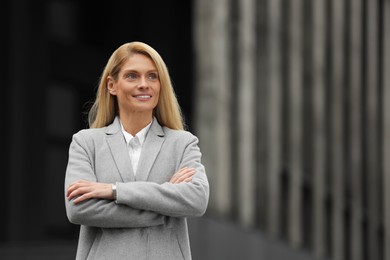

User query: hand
[170,167,195,184]
[66,180,114,204]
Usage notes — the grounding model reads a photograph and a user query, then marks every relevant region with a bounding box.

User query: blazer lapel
[135,118,165,181]
[105,117,136,182]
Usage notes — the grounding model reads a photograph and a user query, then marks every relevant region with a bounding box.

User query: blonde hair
[88,41,185,130]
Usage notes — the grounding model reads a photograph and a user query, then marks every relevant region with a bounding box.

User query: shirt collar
[120,119,153,146]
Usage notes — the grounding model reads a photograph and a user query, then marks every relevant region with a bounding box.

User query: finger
[175,170,195,183]
[172,169,195,184]
[67,186,91,200]
[69,183,113,201]
[182,176,193,183]
[170,167,187,183]
[67,180,91,196]
[73,193,92,204]
[66,184,80,197]
[67,188,82,200]
[170,167,192,183]
[69,180,90,187]
[71,185,100,203]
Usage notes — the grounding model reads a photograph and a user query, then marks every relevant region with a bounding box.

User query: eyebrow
[122,68,158,73]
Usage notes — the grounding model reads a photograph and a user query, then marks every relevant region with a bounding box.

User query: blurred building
[194,0,390,260]
[1,0,389,260]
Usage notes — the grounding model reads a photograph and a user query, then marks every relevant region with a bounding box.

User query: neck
[119,111,153,136]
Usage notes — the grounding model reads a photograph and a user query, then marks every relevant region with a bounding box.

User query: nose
[138,75,149,89]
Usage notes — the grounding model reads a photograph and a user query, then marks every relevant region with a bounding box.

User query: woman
[64,41,209,260]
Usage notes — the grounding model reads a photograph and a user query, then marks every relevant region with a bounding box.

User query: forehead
[121,54,157,72]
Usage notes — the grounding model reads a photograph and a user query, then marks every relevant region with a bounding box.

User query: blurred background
[1,0,389,260]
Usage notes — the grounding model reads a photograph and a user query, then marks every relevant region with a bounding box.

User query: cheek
[116,89,133,104]
[154,85,161,99]
[118,85,133,97]
[155,83,161,92]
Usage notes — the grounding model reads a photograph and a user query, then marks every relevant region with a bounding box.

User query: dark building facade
[2,0,390,260]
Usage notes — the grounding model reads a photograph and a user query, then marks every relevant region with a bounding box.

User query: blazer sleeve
[115,133,210,217]
[64,132,165,228]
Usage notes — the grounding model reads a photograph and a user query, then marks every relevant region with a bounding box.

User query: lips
[134,95,152,99]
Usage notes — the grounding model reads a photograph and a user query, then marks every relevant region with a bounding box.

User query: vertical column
[330,0,346,259]
[383,0,390,259]
[348,0,363,259]
[288,0,304,248]
[365,0,380,259]
[267,0,282,237]
[237,0,257,227]
[254,0,269,229]
[193,0,232,216]
[311,0,327,256]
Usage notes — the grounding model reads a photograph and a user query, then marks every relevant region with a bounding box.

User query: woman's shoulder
[71,126,107,143]
[162,127,199,142]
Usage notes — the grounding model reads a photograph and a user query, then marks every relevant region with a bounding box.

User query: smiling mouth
[134,95,152,99]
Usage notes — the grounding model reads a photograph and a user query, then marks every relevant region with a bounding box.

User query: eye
[148,72,158,81]
[126,73,138,80]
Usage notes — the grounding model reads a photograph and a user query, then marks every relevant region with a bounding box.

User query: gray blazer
[64,116,209,260]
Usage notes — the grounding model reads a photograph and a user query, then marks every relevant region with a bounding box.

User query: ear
[107,77,117,95]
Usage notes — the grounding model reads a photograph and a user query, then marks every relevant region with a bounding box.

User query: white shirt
[120,119,152,175]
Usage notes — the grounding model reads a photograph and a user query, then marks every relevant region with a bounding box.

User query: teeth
[136,95,151,99]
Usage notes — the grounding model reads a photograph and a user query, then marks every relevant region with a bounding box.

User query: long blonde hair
[88,41,185,130]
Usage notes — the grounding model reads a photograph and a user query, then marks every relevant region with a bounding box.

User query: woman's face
[108,54,160,116]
